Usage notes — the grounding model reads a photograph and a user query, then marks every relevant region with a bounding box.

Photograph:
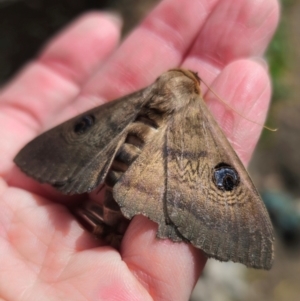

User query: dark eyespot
[213,163,240,191]
[74,115,95,134]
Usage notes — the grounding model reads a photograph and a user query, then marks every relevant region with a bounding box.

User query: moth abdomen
[103,189,128,227]
[73,194,129,248]
[110,159,129,173]
[105,170,123,188]
[105,115,161,188]
[115,143,141,166]
[125,133,145,149]
[98,111,165,244]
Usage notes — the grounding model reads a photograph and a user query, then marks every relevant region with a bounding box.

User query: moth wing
[165,98,274,269]
[14,89,150,194]
[114,126,184,242]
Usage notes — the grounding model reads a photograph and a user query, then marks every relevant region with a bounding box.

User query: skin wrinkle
[124,238,180,300]
[141,0,215,55]
[246,75,269,115]
[38,228,64,282]
[42,279,87,301]
[111,266,148,301]
[199,52,224,70]
[134,267,172,301]
[25,206,58,247]
[213,15,249,62]
[196,0,214,18]
[0,101,44,133]
[7,200,72,278]
[232,69,270,152]
[125,262,155,300]
[190,1,278,68]
[231,69,253,111]
[0,193,14,236]
[141,17,186,55]
[234,98,265,141]
[6,246,38,288]
[0,106,42,140]
[38,56,83,87]
[19,281,37,301]
[0,61,79,132]
[210,64,268,151]
[49,267,96,301]
[56,262,89,283]
[250,16,274,42]
[57,276,90,301]
[231,142,248,167]
[38,60,80,96]
[243,6,279,55]
[84,59,148,101]
[247,1,278,30]
[67,286,89,301]
[34,60,80,129]
[39,14,121,84]
[111,63,147,94]
[9,219,47,270]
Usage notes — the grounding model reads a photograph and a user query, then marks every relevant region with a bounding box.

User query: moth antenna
[199,78,277,132]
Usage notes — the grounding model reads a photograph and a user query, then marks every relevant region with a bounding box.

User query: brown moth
[14,69,274,269]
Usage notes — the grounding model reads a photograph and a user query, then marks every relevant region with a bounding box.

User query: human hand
[0,0,279,300]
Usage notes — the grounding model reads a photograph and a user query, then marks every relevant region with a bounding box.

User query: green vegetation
[266,0,294,102]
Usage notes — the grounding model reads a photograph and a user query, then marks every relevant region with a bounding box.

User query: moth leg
[72,191,130,249]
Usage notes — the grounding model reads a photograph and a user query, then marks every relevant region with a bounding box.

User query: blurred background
[1,0,299,300]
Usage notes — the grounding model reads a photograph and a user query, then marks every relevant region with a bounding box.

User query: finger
[121,216,206,301]
[119,60,270,300]
[57,0,279,124]
[40,12,122,84]
[204,59,271,165]
[62,0,219,118]
[0,13,121,174]
[1,13,121,122]
[183,0,280,83]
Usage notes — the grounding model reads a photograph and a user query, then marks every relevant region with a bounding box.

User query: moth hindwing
[14,68,274,269]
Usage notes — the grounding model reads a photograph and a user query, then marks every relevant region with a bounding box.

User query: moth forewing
[14,85,153,194]
[164,93,274,269]
[14,69,274,269]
